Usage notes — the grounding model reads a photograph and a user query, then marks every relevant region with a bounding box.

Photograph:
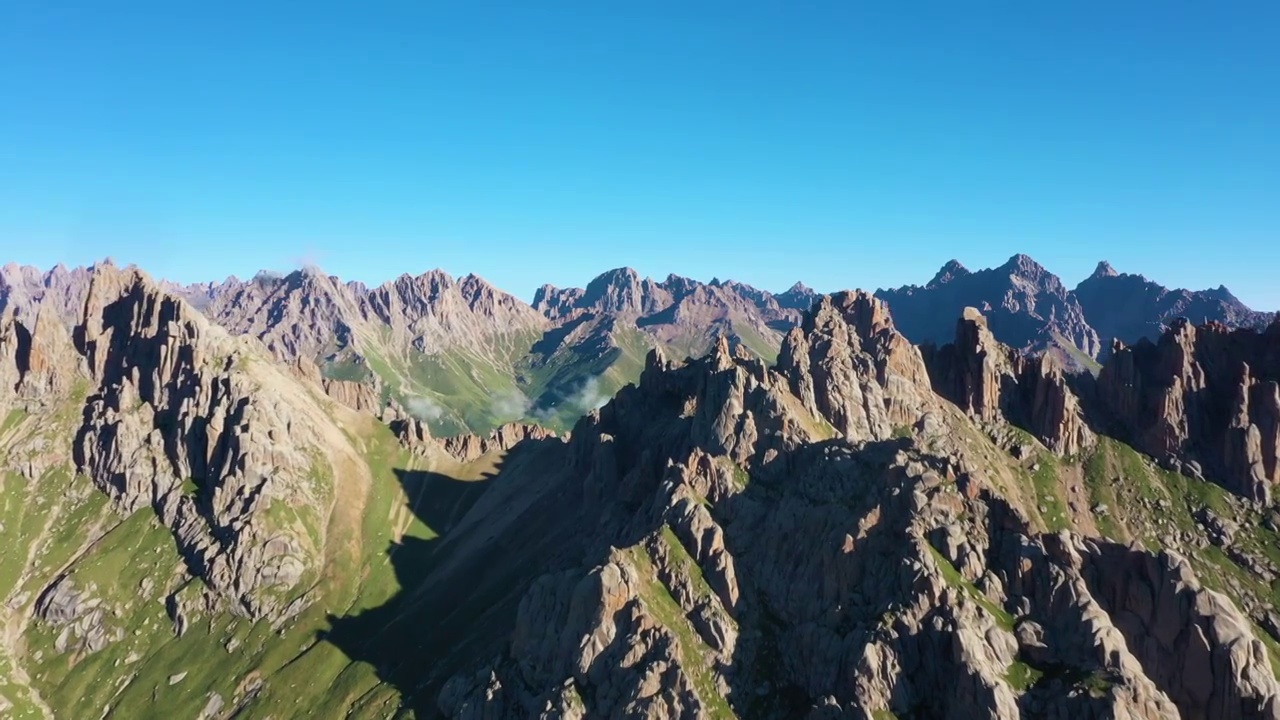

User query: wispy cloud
[490,388,532,421]
[533,376,611,423]
[405,395,444,421]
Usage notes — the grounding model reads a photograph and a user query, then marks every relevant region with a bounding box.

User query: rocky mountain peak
[927,259,971,288]
[0,261,93,328]
[775,280,820,311]
[778,290,933,440]
[1075,263,1272,351]
[580,266,654,315]
[924,307,1095,455]
[878,255,1100,360]
[1001,253,1053,283]
[71,262,365,619]
[1097,317,1280,502]
[366,269,547,353]
[1091,260,1119,279]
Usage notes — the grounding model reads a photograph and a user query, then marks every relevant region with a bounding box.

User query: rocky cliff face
[0,262,94,327]
[776,290,934,441]
[403,292,1280,719]
[0,303,80,406]
[925,307,1095,456]
[1098,317,1280,502]
[72,265,364,618]
[1077,261,1274,351]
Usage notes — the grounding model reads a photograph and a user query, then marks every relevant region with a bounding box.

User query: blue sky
[1,2,1277,307]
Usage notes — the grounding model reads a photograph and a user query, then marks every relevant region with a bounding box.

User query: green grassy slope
[0,404,462,718]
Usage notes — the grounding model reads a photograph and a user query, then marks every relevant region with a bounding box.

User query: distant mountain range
[1,255,1272,435]
[4,256,1280,718]
[876,254,1274,367]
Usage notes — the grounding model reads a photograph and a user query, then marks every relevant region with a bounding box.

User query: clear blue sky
[1,2,1277,307]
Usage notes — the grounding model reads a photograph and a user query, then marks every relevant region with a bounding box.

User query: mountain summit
[877,254,1273,370]
[1074,261,1271,350]
[877,254,1101,362]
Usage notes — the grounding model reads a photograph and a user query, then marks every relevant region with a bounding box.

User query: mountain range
[2,255,1270,436]
[2,256,1280,718]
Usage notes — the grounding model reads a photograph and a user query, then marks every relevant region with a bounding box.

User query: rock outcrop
[1098,317,1280,501]
[776,290,934,441]
[72,265,361,618]
[0,303,80,406]
[441,422,558,463]
[409,297,1280,719]
[926,307,1095,455]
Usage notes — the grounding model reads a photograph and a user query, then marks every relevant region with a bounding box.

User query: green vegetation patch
[659,526,726,613]
[1,407,29,434]
[1027,453,1070,533]
[926,543,1015,631]
[10,420,438,718]
[1004,660,1044,692]
[625,544,734,719]
[1081,446,1125,541]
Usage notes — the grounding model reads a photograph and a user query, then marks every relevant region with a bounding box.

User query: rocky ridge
[0,262,93,328]
[4,255,1280,718]
[925,307,1095,456]
[1077,261,1274,350]
[1098,318,1280,503]
[877,255,1274,370]
[412,291,1280,719]
[67,264,368,618]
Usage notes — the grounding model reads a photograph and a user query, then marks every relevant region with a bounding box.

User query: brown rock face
[440,422,557,463]
[0,303,81,405]
[0,309,26,401]
[364,270,549,355]
[1098,318,1280,501]
[71,265,361,618]
[777,290,934,441]
[192,266,546,369]
[0,261,94,328]
[926,307,1095,455]
[398,304,1280,719]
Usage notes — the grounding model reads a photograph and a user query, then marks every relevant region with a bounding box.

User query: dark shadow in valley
[321,365,991,718]
[765,319,796,334]
[634,304,677,329]
[528,313,593,358]
[320,437,568,717]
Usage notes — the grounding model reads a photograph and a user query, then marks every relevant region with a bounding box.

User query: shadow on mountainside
[323,376,1049,719]
[320,437,570,717]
